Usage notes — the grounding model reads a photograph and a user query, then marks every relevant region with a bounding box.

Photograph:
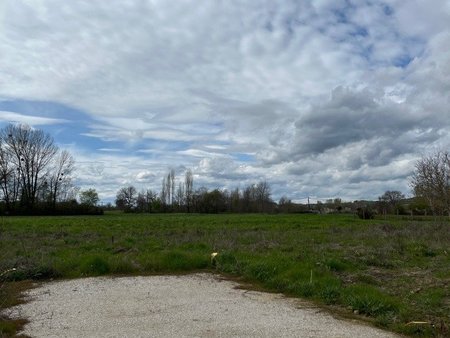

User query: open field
[1,213,449,337]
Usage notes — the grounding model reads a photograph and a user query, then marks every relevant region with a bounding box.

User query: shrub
[356,207,375,219]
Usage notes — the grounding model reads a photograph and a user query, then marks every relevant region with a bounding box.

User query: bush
[356,207,374,219]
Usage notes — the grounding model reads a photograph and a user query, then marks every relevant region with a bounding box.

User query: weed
[80,256,110,276]
[319,284,341,305]
[160,251,209,271]
[110,258,138,275]
[215,252,241,274]
[0,320,16,336]
[341,284,400,318]
[323,258,351,272]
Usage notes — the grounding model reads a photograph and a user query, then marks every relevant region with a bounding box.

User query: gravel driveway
[5,273,399,337]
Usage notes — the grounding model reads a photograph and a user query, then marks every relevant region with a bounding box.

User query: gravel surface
[5,273,400,337]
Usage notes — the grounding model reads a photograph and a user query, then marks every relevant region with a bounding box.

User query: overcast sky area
[1,1,449,204]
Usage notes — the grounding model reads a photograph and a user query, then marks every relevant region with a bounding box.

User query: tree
[0,124,74,212]
[333,198,343,212]
[170,169,175,206]
[136,189,158,212]
[278,196,292,213]
[229,188,240,212]
[175,182,184,210]
[255,180,271,212]
[146,189,159,212]
[115,186,137,211]
[79,188,99,207]
[410,151,450,217]
[242,184,254,212]
[0,139,20,211]
[184,169,194,213]
[136,191,147,212]
[47,150,75,207]
[161,176,167,207]
[378,190,405,216]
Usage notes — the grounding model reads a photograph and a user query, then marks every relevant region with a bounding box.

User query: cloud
[0,1,449,202]
[0,110,68,126]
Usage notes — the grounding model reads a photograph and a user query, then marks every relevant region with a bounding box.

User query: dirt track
[5,273,399,337]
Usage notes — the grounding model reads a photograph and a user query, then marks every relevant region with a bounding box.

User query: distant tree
[160,169,177,209]
[410,151,450,217]
[278,196,292,213]
[255,180,271,212]
[334,198,343,212]
[242,185,253,212]
[136,191,147,212]
[79,188,99,207]
[175,182,184,211]
[115,186,137,211]
[170,169,175,206]
[184,169,194,213]
[356,206,375,219]
[161,176,167,207]
[229,188,240,212]
[194,188,226,213]
[136,189,160,213]
[378,190,405,216]
[316,200,324,213]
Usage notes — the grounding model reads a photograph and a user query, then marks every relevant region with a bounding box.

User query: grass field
[0,212,449,337]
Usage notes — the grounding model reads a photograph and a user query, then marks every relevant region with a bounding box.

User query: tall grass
[0,213,449,337]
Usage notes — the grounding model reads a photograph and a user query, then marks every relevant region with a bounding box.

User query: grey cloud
[291,86,444,158]
[0,1,449,202]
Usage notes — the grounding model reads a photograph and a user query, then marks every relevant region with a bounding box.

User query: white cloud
[0,1,449,201]
[0,110,68,126]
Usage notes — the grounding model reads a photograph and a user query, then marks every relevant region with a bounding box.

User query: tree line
[115,171,274,214]
[114,150,450,218]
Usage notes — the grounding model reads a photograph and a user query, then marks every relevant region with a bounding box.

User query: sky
[1,0,449,204]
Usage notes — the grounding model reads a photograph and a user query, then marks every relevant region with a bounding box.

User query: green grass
[1,213,449,337]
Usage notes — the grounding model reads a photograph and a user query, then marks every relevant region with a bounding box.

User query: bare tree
[161,176,167,206]
[378,190,405,216]
[175,182,184,210]
[0,124,59,210]
[0,137,20,211]
[164,171,173,206]
[145,189,158,212]
[278,196,292,213]
[230,187,240,212]
[184,169,193,213]
[136,191,147,212]
[135,189,158,213]
[47,150,75,206]
[170,169,175,206]
[255,180,271,212]
[411,151,450,217]
[115,186,137,211]
[160,169,176,207]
